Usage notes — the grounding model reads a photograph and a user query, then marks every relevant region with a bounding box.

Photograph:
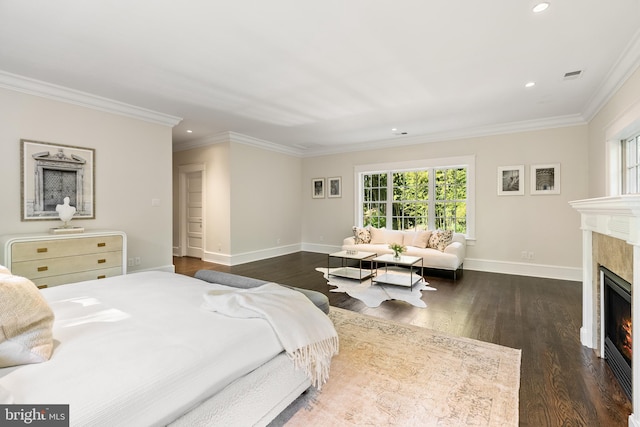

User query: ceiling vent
[563,70,583,80]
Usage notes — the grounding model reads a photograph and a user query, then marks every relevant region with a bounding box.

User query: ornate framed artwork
[497,165,525,196]
[312,178,325,198]
[531,163,560,195]
[21,139,95,221]
[328,176,342,198]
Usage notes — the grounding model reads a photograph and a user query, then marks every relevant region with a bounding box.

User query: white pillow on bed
[0,273,55,368]
[0,265,10,275]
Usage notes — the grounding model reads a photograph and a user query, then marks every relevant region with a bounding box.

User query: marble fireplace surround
[570,195,640,426]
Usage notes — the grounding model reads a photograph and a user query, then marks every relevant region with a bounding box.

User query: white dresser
[0,230,127,288]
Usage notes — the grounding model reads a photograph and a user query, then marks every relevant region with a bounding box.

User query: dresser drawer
[1,230,127,287]
[11,251,123,279]
[11,235,123,262]
[31,267,123,288]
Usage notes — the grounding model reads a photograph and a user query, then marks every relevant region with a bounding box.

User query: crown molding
[227,131,304,157]
[582,28,640,121]
[0,70,182,127]
[173,130,305,156]
[172,132,230,152]
[301,114,587,157]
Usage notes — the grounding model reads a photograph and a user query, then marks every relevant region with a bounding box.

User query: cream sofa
[342,227,466,279]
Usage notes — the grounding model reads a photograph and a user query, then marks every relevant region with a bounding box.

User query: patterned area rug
[316,267,436,308]
[271,307,521,426]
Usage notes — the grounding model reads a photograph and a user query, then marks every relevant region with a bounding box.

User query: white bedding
[0,271,284,426]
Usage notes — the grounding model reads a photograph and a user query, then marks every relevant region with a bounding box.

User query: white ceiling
[1,1,639,155]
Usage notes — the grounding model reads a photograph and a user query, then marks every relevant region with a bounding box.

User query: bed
[0,270,324,426]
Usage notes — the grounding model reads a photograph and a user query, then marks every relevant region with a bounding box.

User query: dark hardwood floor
[174,252,632,426]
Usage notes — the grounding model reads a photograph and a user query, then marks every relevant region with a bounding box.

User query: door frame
[178,163,206,257]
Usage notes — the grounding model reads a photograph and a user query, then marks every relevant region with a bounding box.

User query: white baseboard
[463,258,581,281]
[202,251,232,265]
[580,326,595,349]
[202,244,302,266]
[301,242,341,254]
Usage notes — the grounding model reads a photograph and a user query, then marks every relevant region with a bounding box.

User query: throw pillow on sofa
[403,230,432,249]
[428,230,453,251]
[368,226,386,244]
[369,227,404,245]
[352,226,371,244]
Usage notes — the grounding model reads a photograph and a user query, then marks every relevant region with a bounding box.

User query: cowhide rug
[315,267,436,308]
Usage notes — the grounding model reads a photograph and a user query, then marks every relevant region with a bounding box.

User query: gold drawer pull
[37,247,48,253]
[97,242,106,247]
[37,266,48,272]
[97,275,106,279]
[37,284,48,289]
[97,259,106,264]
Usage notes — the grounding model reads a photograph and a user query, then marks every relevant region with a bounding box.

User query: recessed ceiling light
[391,128,397,132]
[186,129,193,133]
[525,81,536,88]
[533,2,550,13]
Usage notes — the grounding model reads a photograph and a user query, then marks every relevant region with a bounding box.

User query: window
[623,134,640,194]
[434,168,467,232]
[357,156,474,236]
[392,171,429,230]
[362,173,388,228]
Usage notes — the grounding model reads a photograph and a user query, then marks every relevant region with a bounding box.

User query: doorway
[185,171,203,258]
[179,164,205,259]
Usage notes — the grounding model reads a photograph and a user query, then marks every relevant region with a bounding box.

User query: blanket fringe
[288,335,339,390]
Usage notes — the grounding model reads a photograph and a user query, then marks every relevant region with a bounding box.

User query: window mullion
[386,171,393,228]
[428,169,435,230]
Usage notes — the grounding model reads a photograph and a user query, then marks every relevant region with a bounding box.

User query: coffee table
[328,250,376,281]
[372,254,423,290]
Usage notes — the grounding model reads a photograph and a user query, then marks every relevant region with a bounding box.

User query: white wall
[0,87,174,272]
[229,143,302,256]
[173,138,302,265]
[588,67,640,197]
[301,125,589,280]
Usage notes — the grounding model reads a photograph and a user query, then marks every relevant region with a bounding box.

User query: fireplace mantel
[570,195,640,244]
[570,195,640,426]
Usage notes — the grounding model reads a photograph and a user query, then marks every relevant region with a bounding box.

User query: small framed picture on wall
[497,165,524,196]
[531,163,560,195]
[312,178,325,198]
[328,176,342,198]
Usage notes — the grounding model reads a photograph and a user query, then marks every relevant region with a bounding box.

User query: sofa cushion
[368,227,385,244]
[403,230,432,249]
[369,227,404,245]
[352,226,371,244]
[0,274,55,368]
[428,230,453,251]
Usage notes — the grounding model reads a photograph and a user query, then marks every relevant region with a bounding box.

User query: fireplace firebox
[602,266,632,399]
